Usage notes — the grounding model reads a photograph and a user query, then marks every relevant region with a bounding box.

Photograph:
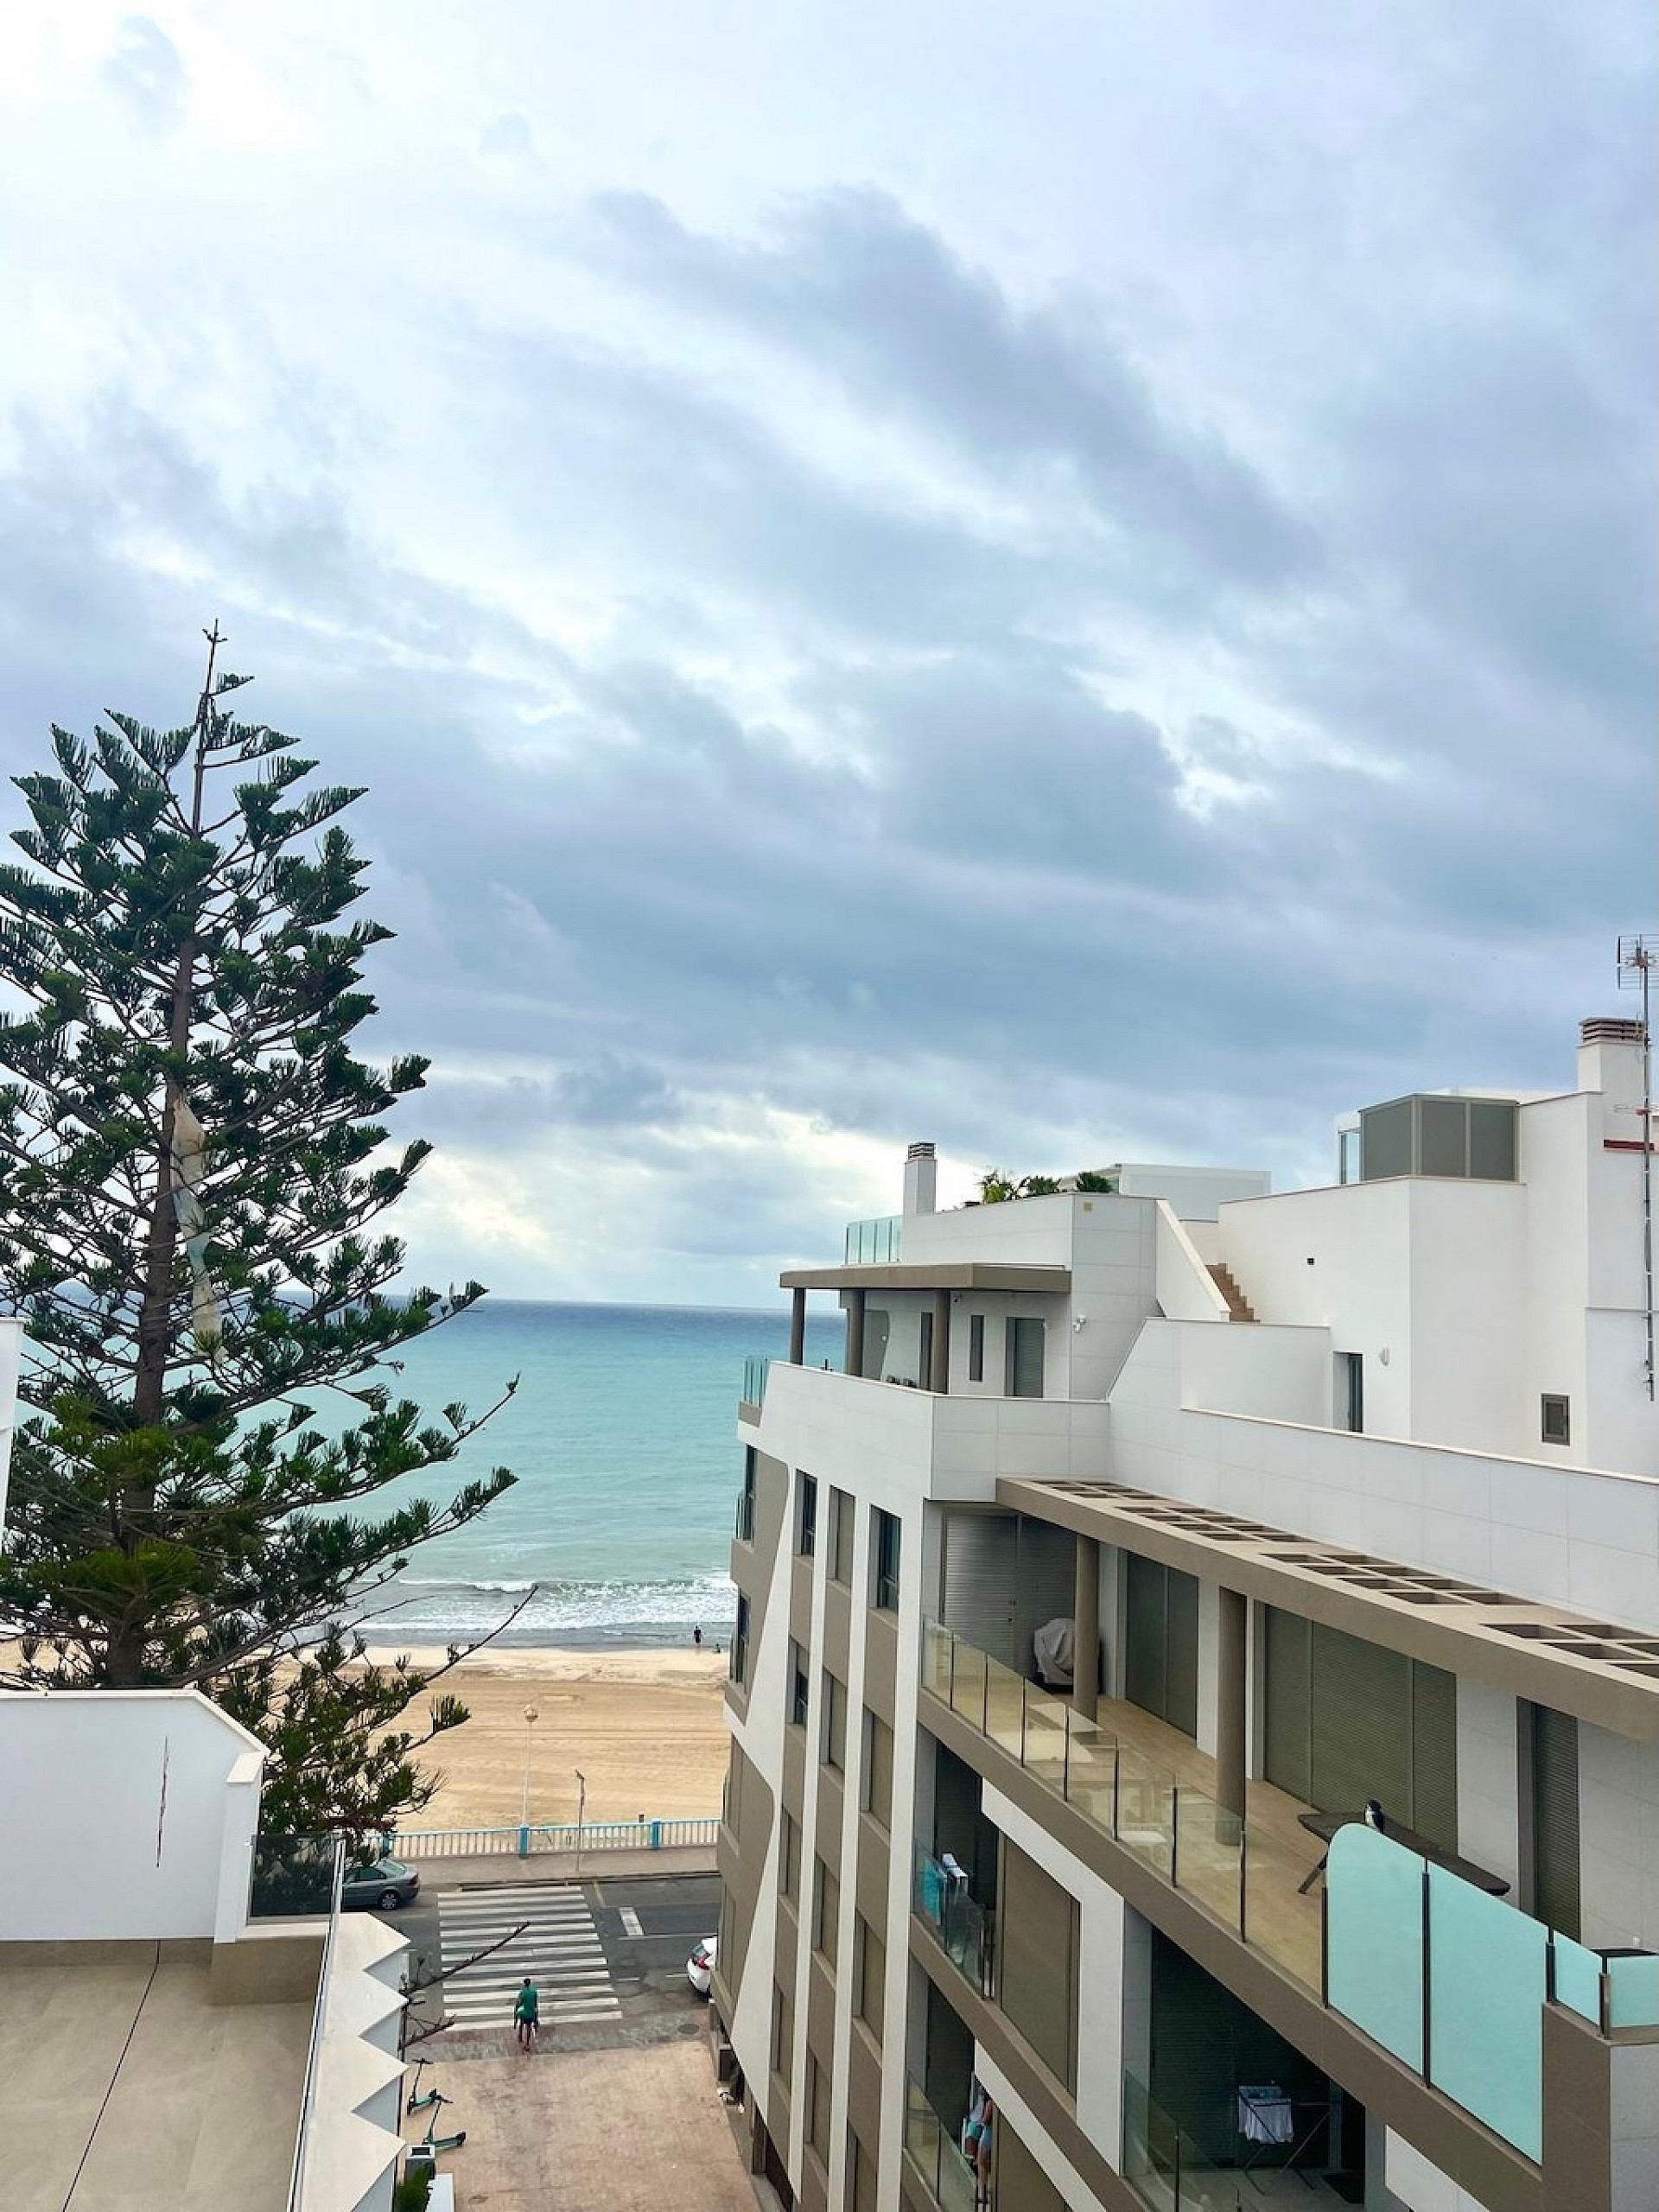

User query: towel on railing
[1237,2086,1294,2144]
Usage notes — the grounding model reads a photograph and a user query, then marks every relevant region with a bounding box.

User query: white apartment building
[0,1319,412,2212]
[714,1017,1659,2212]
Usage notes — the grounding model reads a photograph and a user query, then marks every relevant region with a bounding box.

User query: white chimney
[903,1141,938,1217]
[1578,1017,1648,1139]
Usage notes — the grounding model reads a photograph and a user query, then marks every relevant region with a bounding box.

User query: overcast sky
[0,4,1653,1306]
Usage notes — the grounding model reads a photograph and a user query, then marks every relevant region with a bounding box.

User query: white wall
[0,1688,264,1941]
[1154,1205,1231,1324]
[0,1316,20,1535]
[1577,1724,1659,1953]
[1454,1682,1520,1896]
[1112,1163,1269,1218]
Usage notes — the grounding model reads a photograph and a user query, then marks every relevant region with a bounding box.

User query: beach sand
[369,1643,732,1832]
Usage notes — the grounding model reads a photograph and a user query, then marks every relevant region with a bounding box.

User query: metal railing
[740,1352,771,1408]
[912,1843,995,1999]
[250,1831,345,1920]
[903,2076,984,2212]
[386,1815,720,1860]
[921,1620,1316,1989]
[844,1214,903,1264]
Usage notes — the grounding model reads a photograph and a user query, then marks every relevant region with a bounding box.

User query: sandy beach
[372,1643,731,1833]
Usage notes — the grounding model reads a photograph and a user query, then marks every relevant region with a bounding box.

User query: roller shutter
[1531,1705,1580,1939]
[1263,1608,1457,1838]
[1263,1608,1311,1802]
[940,1510,1019,1665]
[1124,1554,1200,1739]
[1311,1626,1412,1819]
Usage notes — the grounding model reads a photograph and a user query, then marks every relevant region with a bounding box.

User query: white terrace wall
[0,1688,264,1941]
[0,1315,21,1531]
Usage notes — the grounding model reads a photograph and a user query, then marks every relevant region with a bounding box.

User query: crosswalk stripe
[432,1881,621,2029]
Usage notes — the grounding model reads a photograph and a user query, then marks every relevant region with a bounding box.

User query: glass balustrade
[740,1352,771,1407]
[904,2077,983,2212]
[845,1215,904,1264]
[913,1843,995,1997]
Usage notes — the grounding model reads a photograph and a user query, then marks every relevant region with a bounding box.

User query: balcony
[1122,2073,1357,2209]
[903,2075,986,2212]
[912,1843,995,1999]
[739,1351,771,1418]
[845,1213,904,1264]
[921,1620,1324,1988]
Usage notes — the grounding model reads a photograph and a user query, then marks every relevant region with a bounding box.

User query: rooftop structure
[715,1016,1659,2212]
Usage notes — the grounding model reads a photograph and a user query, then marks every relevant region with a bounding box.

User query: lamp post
[574,1768,588,1880]
[520,1706,539,1831]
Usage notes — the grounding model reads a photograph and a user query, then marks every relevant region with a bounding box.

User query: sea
[357,1300,843,1650]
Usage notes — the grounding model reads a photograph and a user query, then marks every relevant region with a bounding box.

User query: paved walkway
[405,2036,756,2211]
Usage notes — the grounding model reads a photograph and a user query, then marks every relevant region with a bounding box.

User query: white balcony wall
[0,1314,20,1529]
[1154,1203,1231,1324]
[0,1688,264,1941]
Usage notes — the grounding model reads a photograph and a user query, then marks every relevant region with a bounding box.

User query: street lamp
[520,1706,539,1832]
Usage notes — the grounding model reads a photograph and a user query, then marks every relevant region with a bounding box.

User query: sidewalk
[415,1842,716,1888]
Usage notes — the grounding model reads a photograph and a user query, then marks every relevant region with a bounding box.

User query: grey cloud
[587,187,1319,589]
[99,16,187,135]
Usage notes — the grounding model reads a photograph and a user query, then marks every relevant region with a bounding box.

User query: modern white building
[714,1018,1659,2212]
[0,1319,410,2212]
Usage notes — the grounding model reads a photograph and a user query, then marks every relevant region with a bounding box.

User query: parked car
[687,1935,717,1996]
[342,1855,421,1911]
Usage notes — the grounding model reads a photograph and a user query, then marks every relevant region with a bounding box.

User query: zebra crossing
[435,1882,621,2029]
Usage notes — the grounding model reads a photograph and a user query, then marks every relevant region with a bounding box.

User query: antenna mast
[1618,936,1656,1401]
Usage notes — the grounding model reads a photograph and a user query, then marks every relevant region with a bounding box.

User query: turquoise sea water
[365,1300,842,1648]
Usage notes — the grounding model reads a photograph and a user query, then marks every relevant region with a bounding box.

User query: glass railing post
[1239,1821,1249,1946]
[1062,1706,1071,1800]
[1170,1784,1180,1889]
[1111,1739,1121,1839]
[1019,1677,1028,1766]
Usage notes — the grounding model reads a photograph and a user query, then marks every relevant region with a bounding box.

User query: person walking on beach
[692,1624,702,1646]
[512,1976,540,2050]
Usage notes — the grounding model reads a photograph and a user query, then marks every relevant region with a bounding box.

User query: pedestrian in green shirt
[513,1976,540,2050]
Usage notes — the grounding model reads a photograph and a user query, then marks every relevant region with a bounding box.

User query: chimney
[903,1141,938,1217]
[1578,1017,1648,1135]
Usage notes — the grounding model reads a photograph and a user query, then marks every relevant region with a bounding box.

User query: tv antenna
[1617,936,1656,1399]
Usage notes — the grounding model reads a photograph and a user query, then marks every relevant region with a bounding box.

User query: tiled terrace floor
[1,1941,312,2212]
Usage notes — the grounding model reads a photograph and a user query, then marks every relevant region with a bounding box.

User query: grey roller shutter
[1263,1608,1311,1802]
[1310,1624,1412,1821]
[940,1510,1019,1666]
[1165,1567,1199,1738]
[1410,1661,1459,1850]
[1124,1551,1166,1719]
[1532,1705,1580,1940]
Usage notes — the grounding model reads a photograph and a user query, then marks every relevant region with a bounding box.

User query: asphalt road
[374,1866,721,2037]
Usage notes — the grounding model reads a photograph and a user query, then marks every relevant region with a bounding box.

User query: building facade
[713,1019,1659,2212]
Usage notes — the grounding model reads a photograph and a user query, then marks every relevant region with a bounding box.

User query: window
[798,1471,817,1556]
[918,1307,935,1387]
[731,1592,750,1686]
[735,1447,756,1541]
[771,1982,792,2078]
[1338,1127,1360,1185]
[873,1509,901,1611]
[998,1838,1080,2093]
[1340,1351,1363,1433]
[789,1641,810,1727]
[861,1708,893,1830]
[723,1742,742,1830]
[812,1857,839,1967]
[1541,1394,1571,1446]
[1006,1314,1046,1397]
[849,2128,878,2212]
[805,2049,831,2163]
[822,1669,847,1770]
[830,1487,855,1583]
[853,1912,886,2042]
[968,1312,985,1382]
[780,1810,801,1905]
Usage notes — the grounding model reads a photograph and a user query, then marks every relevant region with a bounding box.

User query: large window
[790,1641,810,1728]
[771,1982,792,2079]
[805,2049,831,2164]
[812,1857,840,1968]
[873,1508,901,1611]
[731,1593,750,1687]
[780,1810,802,1906]
[830,1487,856,1583]
[822,1669,847,1770]
[968,1313,985,1382]
[798,1471,818,1555]
[861,1708,893,1830]
[1005,1315,1046,1397]
[735,1448,756,1541]
[853,1913,886,2042]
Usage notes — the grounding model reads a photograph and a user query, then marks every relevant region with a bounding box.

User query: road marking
[434,1883,621,2025]
[620,1907,644,1937]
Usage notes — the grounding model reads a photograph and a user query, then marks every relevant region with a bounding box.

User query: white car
[687,1936,717,1997]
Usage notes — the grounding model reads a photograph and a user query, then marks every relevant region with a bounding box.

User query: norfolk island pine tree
[0,629,524,1839]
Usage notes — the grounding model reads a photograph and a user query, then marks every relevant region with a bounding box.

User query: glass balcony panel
[1113,1744,1176,1878]
[1021,1685,1069,1791]
[1241,1821,1323,1989]
[1173,1789,1243,1936]
[982,1655,1026,1760]
[921,1621,954,1703]
[1062,1712,1119,1834]
[950,1641,988,1732]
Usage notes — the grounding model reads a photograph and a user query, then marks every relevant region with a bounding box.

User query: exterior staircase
[1207,1262,1257,1323]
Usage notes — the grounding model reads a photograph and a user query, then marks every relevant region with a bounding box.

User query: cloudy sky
[0,4,1652,1306]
